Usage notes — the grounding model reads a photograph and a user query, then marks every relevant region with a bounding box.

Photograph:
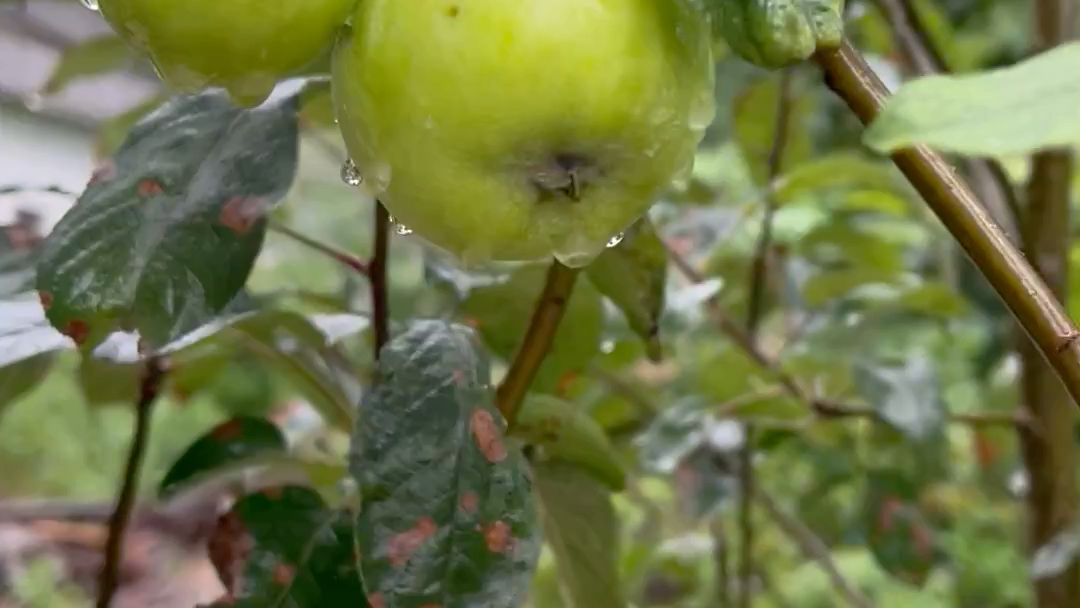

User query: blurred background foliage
[1,0,1078,606]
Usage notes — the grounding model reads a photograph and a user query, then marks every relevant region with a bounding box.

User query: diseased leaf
[864,42,1080,156]
[160,415,287,498]
[461,264,602,393]
[209,486,367,607]
[853,355,944,440]
[513,395,626,491]
[351,320,540,608]
[534,462,628,608]
[36,90,301,349]
[585,219,667,362]
[864,470,942,587]
[40,35,132,94]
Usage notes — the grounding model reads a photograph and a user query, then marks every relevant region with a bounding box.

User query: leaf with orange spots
[351,320,540,608]
[35,89,300,349]
[584,218,667,362]
[863,470,945,587]
[159,415,287,498]
[212,485,368,607]
[511,395,626,491]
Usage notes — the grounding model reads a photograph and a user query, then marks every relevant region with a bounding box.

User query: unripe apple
[332,0,715,267]
[98,0,356,107]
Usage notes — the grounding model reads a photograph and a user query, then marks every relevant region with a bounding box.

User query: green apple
[98,0,356,107]
[332,0,715,267]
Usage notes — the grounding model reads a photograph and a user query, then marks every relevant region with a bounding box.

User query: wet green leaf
[585,219,667,362]
[160,415,287,498]
[513,395,626,491]
[40,35,132,94]
[853,355,944,440]
[212,486,367,607]
[534,462,628,608]
[351,320,540,608]
[461,264,603,393]
[36,90,301,349]
[864,42,1080,156]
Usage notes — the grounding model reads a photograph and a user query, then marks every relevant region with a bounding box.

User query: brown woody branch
[370,201,391,360]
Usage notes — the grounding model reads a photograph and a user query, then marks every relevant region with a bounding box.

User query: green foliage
[708,0,845,68]
[159,415,286,497]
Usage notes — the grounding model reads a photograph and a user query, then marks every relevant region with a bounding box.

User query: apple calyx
[529,153,602,203]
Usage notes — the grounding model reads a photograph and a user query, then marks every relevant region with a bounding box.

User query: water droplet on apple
[606,232,625,248]
[79,0,98,10]
[340,159,363,187]
[387,215,413,236]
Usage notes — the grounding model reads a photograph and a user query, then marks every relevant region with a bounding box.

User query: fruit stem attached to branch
[813,40,1080,412]
[370,201,391,361]
[96,355,167,608]
[495,260,581,428]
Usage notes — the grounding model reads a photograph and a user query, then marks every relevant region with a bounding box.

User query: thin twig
[814,40,1080,412]
[746,68,794,338]
[737,425,754,608]
[269,222,369,275]
[667,245,1032,430]
[370,201,390,360]
[495,260,581,428]
[96,356,167,608]
[754,487,876,608]
[710,519,732,608]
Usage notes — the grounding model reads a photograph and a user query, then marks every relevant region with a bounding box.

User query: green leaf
[40,35,132,94]
[864,42,1080,156]
[0,353,55,413]
[167,308,360,430]
[708,0,845,68]
[853,355,944,440]
[351,320,540,608]
[863,470,942,587]
[734,73,816,184]
[513,395,626,491]
[461,264,603,393]
[77,353,140,408]
[212,486,367,607]
[534,462,628,608]
[0,297,69,409]
[634,397,707,474]
[672,445,737,519]
[771,153,908,204]
[159,415,287,498]
[585,219,667,362]
[94,95,170,160]
[36,90,301,349]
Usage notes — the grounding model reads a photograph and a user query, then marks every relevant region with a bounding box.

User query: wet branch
[370,201,391,360]
[813,41,1080,413]
[495,260,581,428]
[269,222,369,275]
[96,356,167,608]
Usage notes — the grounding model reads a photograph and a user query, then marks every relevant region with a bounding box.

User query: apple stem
[813,40,1080,411]
[494,259,581,429]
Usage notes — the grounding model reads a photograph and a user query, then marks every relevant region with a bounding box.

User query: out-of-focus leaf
[513,395,626,491]
[734,73,816,184]
[673,446,738,519]
[351,320,540,608]
[801,267,898,307]
[40,35,132,94]
[0,211,45,298]
[168,309,360,430]
[635,397,707,474]
[0,353,55,412]
[864,470,942,587]
[299,79,337,128]
[534,462,628,608]
[461,264,603,393]
[853,355,944,440]
[0,297,72,369]
[159,416,287,497]
[799,223,904,274]
[1032,516,1080,581]
[36,90,301,349]
[94,95,170,160]
[586,218,667,361]
[864,42,1080,156]
[889,283,970,318]
[771,153,909,204]
[209,486,367,607]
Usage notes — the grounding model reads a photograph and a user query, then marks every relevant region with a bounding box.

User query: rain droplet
[388,216,413,236]
[606,232,625,248]
[79,0,99,10]
[340,159,362,187]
